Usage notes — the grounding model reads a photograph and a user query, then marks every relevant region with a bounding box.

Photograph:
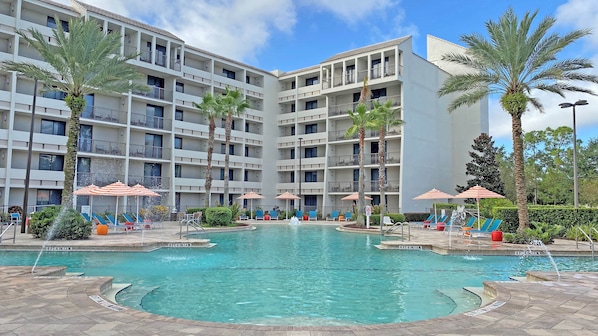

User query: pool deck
[2,220,598,335]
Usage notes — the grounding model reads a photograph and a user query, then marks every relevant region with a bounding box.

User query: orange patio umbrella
[73,184,100,216]
[341,192,373,201]
[90,181,137,223]
[413,188,455,223]
[275,191,301,219]
[131,184,161,223]
[237,191,265,219]
[454,185,504,229]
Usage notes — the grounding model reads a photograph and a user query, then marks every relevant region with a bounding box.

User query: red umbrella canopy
[413,188,454,200]
[275,192,300,200]
[341,192,373,201]
[237,191,265,200]
[454,185,504,200]
[90,181,137,196]
[73,184,100,196]
[132,184,160,197]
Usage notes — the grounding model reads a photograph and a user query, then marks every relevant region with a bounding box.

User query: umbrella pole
[476,199,481,230]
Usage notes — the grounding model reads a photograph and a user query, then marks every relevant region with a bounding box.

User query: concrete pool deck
[1,220,598,335]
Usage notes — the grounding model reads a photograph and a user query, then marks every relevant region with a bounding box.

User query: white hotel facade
[0,0,487,216]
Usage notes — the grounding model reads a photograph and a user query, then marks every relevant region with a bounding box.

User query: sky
[57,0,598,150]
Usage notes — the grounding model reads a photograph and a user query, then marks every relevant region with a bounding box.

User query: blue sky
[60,0,598,150]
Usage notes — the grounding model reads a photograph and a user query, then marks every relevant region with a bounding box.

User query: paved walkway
[1,220,598,335]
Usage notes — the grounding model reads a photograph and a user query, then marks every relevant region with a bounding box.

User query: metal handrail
[384,221,410,241]
[576,227,595,259]
[0,222,15,244]
[179,212,205,239]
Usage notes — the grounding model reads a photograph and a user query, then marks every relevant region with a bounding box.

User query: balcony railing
[130,175,170,189]
[328,180,400,193]
[76,172,126,187]
[329,94,401,117]
[81,105,126,124]
[130,112,171,130]
[78,139,125,156]
[328,151,401,167]
[129,144,170,159]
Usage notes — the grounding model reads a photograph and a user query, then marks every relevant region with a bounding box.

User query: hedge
[492,206,598,233]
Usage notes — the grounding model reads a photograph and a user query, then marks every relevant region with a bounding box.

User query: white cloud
[297,0,396,25]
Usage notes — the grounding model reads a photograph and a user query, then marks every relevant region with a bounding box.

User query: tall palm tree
[346,102,377,226]
[193,93,225,207]
[1,17,146,207]
[370,99,403,226]
[219,87,249,205]
[438,8,598,232]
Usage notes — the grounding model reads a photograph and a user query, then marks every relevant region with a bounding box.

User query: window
[78,125,92,152]
[245,122,249,132]
[175,109,183,121]
[174,137,182,149]
[42,89,67,100]
[346,65,355,83]
[305,124,317,134]
[290,171,295,183]
[147,75,164,99]
[371,58,382,79]
[290,148,295,160]
[305,195,317,207]
[291,126,295,136]
[144,163,162,187]
[246,75,250,84]
[223,69,236,79]
[146,104,164,129]
[305,147,317,158]
[291,81,296,89]
[244,170,249,181]
[145,133,163,158]
[220,168,233,180]
[305,76,318,86]
[372,88,387,99]
[155,44,166,66]
[39,154,64,171]
[41,119,66,136]
[175,82,184,93]
[244,147,249,157]
[220,144,234,155]
[291,103,296,112]
[305,171,317,182]
[221,118,235,129]
[305,100,317,110]
[37,189,61,206]
[82,94,94,118]
[76,157,91,186]
[47,16,69,32]
[175,164,182,178]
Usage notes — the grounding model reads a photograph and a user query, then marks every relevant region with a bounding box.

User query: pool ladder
[384,222,410,240]
[576,227,598,260]
[179,212,206,239]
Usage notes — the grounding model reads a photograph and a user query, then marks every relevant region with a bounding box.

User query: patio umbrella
[237,191,265,219]
[73,184,99,217]
[413,188,455,224]
[275,191,301,219]
[341,192,373,201]
[454,185,504,229]
[131,184,161,223]
[90,181,137,224]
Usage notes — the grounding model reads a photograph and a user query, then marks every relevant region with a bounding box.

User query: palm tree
[193,93,225,207]
[219,87,249,204]
[370,99,403,227]
[438,8,598,232]
[1,17,147,207]
[346,102,377,226]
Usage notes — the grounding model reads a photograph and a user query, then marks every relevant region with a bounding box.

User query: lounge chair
[269,210,279,220]
[344,211,353,221]
[106,214,133,232]
[308,210,317,221]
[81,213,91,222]
[255,209,264,220]
[469,218,494,234]
[422,214,435,229]
[383,216,394,225]
[430,215,447,230]
[92,213,108,225]
[295,210,303,219]
[327,211,340,221]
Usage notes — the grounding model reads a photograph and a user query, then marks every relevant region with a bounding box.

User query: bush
[565,224,598,241]
[503,221,564,245]
[205,207,232,226]
[404,213,430,222]
[29,206,92,240]
[493,206,598,233]
[363,213,405,225]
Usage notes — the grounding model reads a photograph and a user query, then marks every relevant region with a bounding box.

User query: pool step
[437,288,484,314]
[115,285,160,310]
[509,276,528,282]
[65,272,84,277]
[463,287,494,307]
[104,283,131,304]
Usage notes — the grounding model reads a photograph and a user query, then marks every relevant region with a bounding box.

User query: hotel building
[0,0,487,216]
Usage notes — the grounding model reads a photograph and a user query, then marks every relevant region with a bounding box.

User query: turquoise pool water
[1,225,597,326]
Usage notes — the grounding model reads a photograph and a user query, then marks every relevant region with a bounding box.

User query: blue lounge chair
[81,213,91,222]
[295,210,303,219]
[423,214,436,229]
[269,210,278,220]
[92,213,108,225]
[470,218,494,234]
[430,215,447,230]
[255,209,264,220]
[308,210,317,221]
[106,214,133,232]
[122,213,135,223]
[344,211,353,221]
[327,210,339,221]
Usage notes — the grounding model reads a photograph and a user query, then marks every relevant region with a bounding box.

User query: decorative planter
[303,214,309,221]
[96,224,108,235]
[264,214,271,220]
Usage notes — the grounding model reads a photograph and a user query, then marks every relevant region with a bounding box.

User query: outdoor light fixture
[558,99,588,208]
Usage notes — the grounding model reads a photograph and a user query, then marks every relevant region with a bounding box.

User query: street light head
[559,102,573,108]
[575,99,588,106]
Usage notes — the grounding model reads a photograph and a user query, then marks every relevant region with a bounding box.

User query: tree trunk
[378,128,386,229]
[224,111,232,205]
[204,117,215,207]
[511,114,530,232]
[62,95,86,208]
[357,128,365,226]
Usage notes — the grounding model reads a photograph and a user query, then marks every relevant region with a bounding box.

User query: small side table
[462,227,472,239]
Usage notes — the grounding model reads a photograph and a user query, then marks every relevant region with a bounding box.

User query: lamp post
[298,137,303,211]
[559,99,588,208]
[22,79,38,233]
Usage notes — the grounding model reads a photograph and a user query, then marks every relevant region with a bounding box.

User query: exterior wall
[0,0,486,217]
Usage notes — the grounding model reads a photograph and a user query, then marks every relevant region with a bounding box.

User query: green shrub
[205,207,232,226]
[493,206,598,233]
[565,224,598,241]
[229,203,242,222]
[364,213,405,225]
[29,206,92,240]
[503,221,564,245]
[404,213,430,222]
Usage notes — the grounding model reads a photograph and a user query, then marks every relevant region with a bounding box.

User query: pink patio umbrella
[237,191,265,219]
[90,181,137,224]
[413,188,455,223]
[454,185,505,229]
[275,191,301,219]
[73,184,100,217]
[341,192,373,201]
[131,184,161,223]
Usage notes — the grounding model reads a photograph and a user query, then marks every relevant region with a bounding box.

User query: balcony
[78,139,125,156]
[76,172,126,187]
[130,112,171,130]
[81,106,126,124]
[328,180,400,193]
[130,175,170,189]
[129,144,170,160]
[329,94,401,117]
[328,151,401,167]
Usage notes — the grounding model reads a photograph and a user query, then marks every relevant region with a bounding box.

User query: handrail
[179,212,206,239]
[0,222,15,244]
[384,222,410,241]
[576,227,595,259]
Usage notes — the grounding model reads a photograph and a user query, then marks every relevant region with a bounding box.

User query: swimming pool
[1,224,597,326]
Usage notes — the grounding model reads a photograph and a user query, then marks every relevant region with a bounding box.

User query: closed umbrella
[237,191,265,219]
[275,192,301,219]
[131,184,161,223]
[413,188,454,225]
[454,185,504,229]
